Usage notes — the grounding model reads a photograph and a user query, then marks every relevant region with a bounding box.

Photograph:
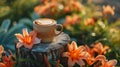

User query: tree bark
[15,32,70,67]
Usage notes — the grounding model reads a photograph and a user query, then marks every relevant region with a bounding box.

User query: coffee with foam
[36,19,55,25]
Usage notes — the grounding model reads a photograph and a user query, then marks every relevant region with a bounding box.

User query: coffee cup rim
[33,18,56,26]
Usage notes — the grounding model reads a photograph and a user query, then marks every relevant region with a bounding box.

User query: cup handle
[55,24,63,36]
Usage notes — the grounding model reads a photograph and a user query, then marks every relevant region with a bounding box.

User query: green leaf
[18,18,33,29]
[1,19,11,31]
[57,18,65,24]
[0,29,6,42]
[1,23,25,50]
[31,12,40,20]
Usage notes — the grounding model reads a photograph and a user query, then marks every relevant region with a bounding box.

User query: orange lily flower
[34,0,58,16]
[2,56,15,67]
[102,5,115,16]
[92,42,109,55]
[65,16,74,25]
[95,55,117,67]
[0,45,4,58]
[73,14,81,23]
[63,14,81,27]
[63,6,71,13]
[70,0,82,11]
[63,41,87,67]
[84,18,95,26]
[34,4,50,16]
[84,45,95,65]
[15,28,41,49]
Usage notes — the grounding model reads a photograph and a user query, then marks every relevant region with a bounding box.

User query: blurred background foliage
[0,0,39,23]
[0,0,120,66]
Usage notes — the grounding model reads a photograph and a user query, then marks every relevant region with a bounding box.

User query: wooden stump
[15,32,70,67]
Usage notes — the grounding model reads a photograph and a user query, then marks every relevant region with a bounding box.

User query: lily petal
[95,55,106,62]
[76,59,85,67]
[71,41,77,50]
[67,44,72,52]
[16,42,23,48]
[84,45,90,51]
[107,59,117,66]
[33,37,41,44]
[78,46,85,52]
[81,52,90,58]
[93,43,103,54]
[30,31,36,38]
[14,34,23,42]
[103,46,109,54]
[68,58,75,67]
[23,28,29,36]
[62,52,69,57]
[24,43,33,49]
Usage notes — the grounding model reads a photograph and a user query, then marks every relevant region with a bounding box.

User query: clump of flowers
[34,0,83,19]
[62,41,117,67]
[63,14,81,27]
[15,28,41,49]
[62,4,115,45]
[34,0,58,17]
